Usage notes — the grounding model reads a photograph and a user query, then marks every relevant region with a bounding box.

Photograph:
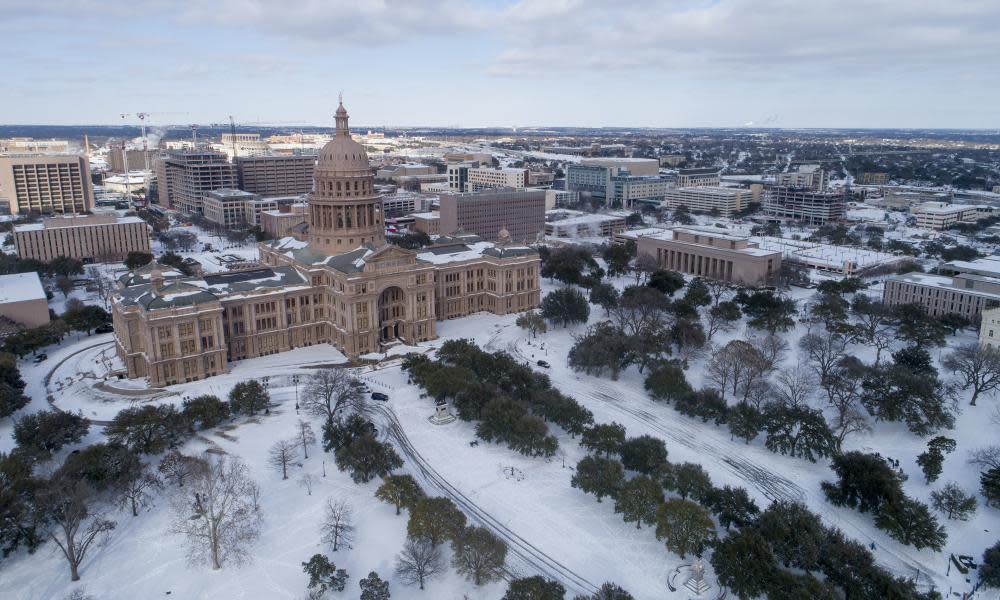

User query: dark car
[371,392,389,402]
[95,324,114,334]
[537,360,550,368]
[33,353,48,363]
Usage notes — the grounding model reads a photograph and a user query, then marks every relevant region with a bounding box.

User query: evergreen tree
[727,402,763,444]
[755,501,825,572]
[571,456,625,502]
[683,277,711,307]
[708,485,759,530]
[227,380,269,416]
[662,462,714,503]
[580,422,626,458]
[181,395,230,430]
[359,571,390,600]
[874,497,946,551]
[981,540,1000,588]
[930,482,977,520]
[710,528,776,600]
[654,499,716,558]
[647,270,685,296]
[619,435,668,475]
[540,288,590,328]
[589,282,620,316]
[104,404,188,454]
[614,475,663,529]
[503,575,566,600]
[762,402,835,462]
[981,466,1000,508]
[302,554,348,594]
[407,497,467,546]
[375,474,425,516]
[568,322,633,380]
[0,381,29,419]
[822,451,903,513]
[334,435,403,484]
[13,410,89,460]
[322,413,373,452]
[643,361,692,404]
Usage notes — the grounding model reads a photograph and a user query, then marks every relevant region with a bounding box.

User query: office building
[382,192,433,219]
[113,100,540,386]
[244,197,278,226]
[776,164,828,191]
[635,227,781,286]
[446,161,479,192]
[155,150,236,214]
[660,155,687,167]
[608,173,670,209]
[581,157,659,177]
[527,171,555,186]
[862,172,889,185]
[218,133,269,159]
[0,138,70,153]
[676,168,722,187]
[0,154,94,215]
[664,186,746,216]
[911,201,996,230]
[439,188,546,242]
[545,189,579,210]
[980,307,1000,349]
[465,167,529,192]
[411,212,441,235]
[883,257,1000,320]
[376,163,434,181]
[13,214,150,263]
[566,163,613,197]
[108,149,155,173]
[203,189,257,229]
[234,154,316,197]
[763,186,847,225]
[0,272,49,328]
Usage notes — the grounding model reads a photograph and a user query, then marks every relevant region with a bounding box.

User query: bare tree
[298,473,316,496]
[706,340,770,400]
[321,499,355,552]
[852,298,893,365]
[158,450,209,488]
[302,369,367,422]
[705,279,730,306]
[298,419,317,460]
[168,456,263,570]
[632,253,658,285]
[968,445,1000,471]
[751,334,789,371]
[774,363,816,408]
[395,536,445,590]
[39,479,117,581]
[942,343,1000,406]
[116,461,163,517]
[268,439,299,480]
[799,330,849,385]
[823,358,871,449]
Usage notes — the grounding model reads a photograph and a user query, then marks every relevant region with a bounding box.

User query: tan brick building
[13,214,150,263]
[0,272,50,328]
[234,154,315,197]
[439,188,546,243]
[0,154,94,215]
[113,100,540,387]
[635,227,781,286]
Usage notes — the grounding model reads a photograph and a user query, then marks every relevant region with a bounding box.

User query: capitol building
[112,101,541,387]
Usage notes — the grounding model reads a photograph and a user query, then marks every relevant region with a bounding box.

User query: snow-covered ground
[2,260,999,599]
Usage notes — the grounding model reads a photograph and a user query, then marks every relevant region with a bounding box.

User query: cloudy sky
[3,0,999,129]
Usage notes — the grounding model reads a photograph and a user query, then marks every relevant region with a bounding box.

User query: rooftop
[0,272,46,304]
[14,214,145,232]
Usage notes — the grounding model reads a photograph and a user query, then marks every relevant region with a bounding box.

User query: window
[178,322,194,337]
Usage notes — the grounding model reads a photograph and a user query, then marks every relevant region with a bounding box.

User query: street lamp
[292,374,300,413]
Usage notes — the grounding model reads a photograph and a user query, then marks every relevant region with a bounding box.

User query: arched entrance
[378,286,406,343]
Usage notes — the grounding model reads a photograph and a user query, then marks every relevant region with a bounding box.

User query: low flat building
[382,192,434,219]
[439,188,545,243]
[0,138,69,154]
[376,163,433,181]
[527,171,555,186]
[545,189,578,210]
[664,186,746,216]
[660,154,686,167]
[911,201,996,230]
[244,197,278,227]
[411,211,441,235]
[676,168,721,187]
[634,226,781,286]
[763,186,847,225]
[0,272,49,328]
[13,214,150,263]
[862,172,889,185]
[566,163,612,197]
[544,210,626,239]
[217,133,269,159]
[203,189,256,229]
[581,157,659,177]
[608,173,670,209]
[883,257,1000,320]
[260,204,307,239]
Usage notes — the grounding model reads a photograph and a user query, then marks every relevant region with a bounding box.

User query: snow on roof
[416,241,495,265]
[14,215,145,232]
[0,272,46,304]
[944,256,1000,278]
[618,227,672,240]
[548,213,623,227]
[753,236,901,269]
[411,212,439,219]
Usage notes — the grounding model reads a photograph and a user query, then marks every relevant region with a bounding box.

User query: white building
[980,306,1000,349]
[465,167,528,192]
[215,133,270,160]
[581,157,659,177]
[545,189,579,210]
[776,164,828,191]
[663,186,746,216]
[912,201,997,230]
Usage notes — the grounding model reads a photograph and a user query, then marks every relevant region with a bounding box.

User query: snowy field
[2,257,999,598]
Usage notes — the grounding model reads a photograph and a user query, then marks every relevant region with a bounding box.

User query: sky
[2,0,999,129]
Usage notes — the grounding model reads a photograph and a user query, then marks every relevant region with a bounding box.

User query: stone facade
[113,101,540,387]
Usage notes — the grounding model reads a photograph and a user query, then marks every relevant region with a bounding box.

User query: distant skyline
[2,0,999,129]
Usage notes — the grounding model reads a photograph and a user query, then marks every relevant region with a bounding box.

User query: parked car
[371,392,389,402]
[33,353,48,363]
[537,360,550,368]
[95,324,114,334]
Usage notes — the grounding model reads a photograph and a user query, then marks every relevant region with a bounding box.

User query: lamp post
[293,374,300,413]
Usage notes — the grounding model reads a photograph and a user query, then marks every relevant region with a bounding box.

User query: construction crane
[229,115,238,159]
[120,111,187,170]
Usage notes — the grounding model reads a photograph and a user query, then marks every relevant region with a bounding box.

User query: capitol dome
[316,101,370,172]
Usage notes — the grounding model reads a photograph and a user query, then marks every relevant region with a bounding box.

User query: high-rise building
[0,154,94,215]
[763,186,847,225]
[154,150,236,214]
[234,154,316,197]
[108,149,155,173]
[438,188,546,243]
[446,161,479,191]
